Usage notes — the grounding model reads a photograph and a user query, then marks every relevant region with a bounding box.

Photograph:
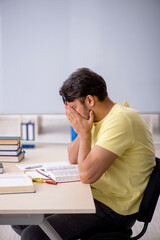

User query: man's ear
[85,95,95,107]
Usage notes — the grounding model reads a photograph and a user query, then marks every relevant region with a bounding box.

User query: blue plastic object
[71,126,77,141]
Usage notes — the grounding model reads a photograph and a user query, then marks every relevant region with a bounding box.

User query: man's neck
[94,97,115,122]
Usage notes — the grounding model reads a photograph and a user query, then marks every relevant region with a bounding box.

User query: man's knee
[21,225,50,240]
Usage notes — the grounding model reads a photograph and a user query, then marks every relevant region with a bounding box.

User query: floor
[0,114,160,240]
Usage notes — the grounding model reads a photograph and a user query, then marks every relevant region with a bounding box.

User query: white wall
[0,3,4,111]
[0,0,160,114]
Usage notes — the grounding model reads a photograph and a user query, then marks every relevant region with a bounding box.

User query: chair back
[136,157,160,223]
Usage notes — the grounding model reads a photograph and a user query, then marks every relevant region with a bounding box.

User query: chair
[79,157,160,240]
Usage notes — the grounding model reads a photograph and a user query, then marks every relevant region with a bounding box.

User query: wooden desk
[0,145,95,240]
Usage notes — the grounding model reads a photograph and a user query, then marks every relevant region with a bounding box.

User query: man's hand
[65,105,94,137]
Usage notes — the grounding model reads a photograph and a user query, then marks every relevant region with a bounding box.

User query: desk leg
[39,218,62,240]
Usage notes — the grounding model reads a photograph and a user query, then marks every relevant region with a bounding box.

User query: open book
[37,162,80,183]
[0,172,35,194]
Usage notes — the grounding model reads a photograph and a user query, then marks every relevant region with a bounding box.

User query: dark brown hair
[59,68,108,103]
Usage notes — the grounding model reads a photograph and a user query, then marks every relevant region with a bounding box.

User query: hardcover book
[0,143,21,151]
[0,147,22,156]
[0,172,35,194]
[0,136,21,145]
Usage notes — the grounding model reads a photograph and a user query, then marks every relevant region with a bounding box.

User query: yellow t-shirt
[91,103,155,215]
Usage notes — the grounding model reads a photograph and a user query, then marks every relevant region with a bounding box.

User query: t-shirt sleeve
[95,114,134,156]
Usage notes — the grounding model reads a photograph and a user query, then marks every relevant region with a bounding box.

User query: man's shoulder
[104,104,135,123]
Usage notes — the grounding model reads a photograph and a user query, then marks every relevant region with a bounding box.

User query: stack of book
[0,136,25,162]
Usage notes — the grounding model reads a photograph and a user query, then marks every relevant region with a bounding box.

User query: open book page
[16,161,70,172]
[26,170,50,180]
[0,172,35,194]
[37,163,80,183]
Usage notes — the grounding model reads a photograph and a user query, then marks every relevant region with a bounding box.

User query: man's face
[66,99,90,120]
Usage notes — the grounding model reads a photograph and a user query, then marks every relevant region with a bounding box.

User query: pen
[33,178,57,185]
[25,165,43,170]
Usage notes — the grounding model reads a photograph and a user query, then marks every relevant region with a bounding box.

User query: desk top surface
[0,145,95,214]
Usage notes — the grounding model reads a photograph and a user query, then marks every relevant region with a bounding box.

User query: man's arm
[65,105,118,184]
[68,135,79,164]
[78,137,117,184]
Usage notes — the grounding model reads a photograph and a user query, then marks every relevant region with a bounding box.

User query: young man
[12,68,155,240]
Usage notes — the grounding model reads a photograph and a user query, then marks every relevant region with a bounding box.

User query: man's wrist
[79,132,91,140]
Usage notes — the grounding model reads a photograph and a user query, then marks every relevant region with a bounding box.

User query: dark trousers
[12,199,136,240]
